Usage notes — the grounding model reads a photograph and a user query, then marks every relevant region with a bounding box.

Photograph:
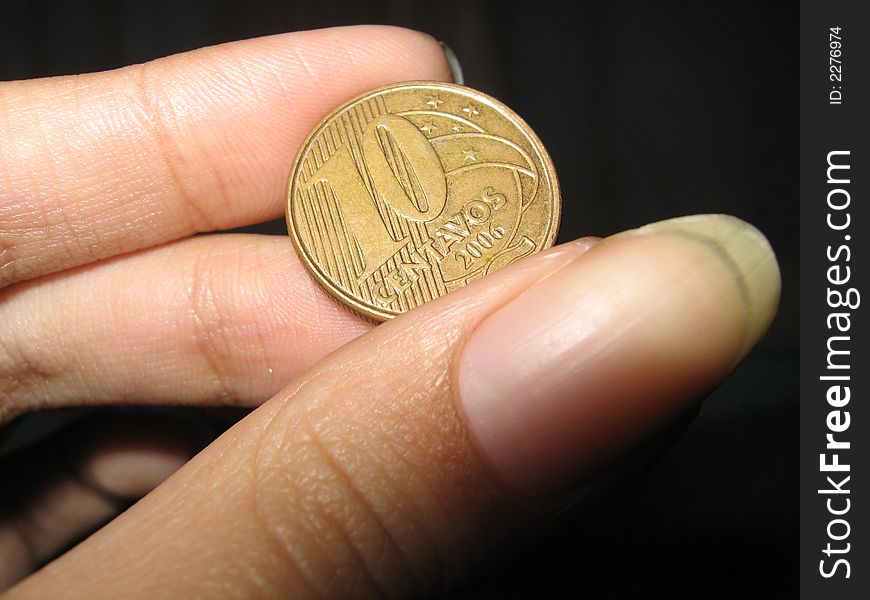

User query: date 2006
[829,27,843,105]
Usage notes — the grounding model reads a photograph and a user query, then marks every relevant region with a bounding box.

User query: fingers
[0,234,371,423]
[0,413,200,588]
[0,25,452,288]
[7,215,780,599]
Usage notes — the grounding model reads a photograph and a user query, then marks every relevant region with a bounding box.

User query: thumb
[8,215,779,599]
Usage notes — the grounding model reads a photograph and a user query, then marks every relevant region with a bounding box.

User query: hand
[0,25,780,598]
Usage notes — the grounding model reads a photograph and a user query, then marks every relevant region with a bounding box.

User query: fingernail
[458,214,780,495]
[439,41,464,85]
[619,214,781,363]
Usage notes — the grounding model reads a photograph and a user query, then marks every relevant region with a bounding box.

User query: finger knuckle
[0,86,99,286]
[185,249,239,402]
[127,63,230,233]
[0,317,54,423]
[0,234,20,289]
[0,91,30,288]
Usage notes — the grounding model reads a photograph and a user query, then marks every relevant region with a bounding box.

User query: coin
[286,81,560,322]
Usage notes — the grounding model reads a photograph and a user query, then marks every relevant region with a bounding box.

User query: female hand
[0,25,779,598]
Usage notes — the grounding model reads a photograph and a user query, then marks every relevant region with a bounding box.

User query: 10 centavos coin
[286,81,561,322]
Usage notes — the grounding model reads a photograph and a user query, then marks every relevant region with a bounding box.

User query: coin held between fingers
[285,81,561,321]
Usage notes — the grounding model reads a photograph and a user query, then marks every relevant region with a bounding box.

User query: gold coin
[285,81,561,322]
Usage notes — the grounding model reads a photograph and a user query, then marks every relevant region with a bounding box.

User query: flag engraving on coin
[286,82,561,321]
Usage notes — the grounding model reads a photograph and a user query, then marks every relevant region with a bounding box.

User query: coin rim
[285,80,562,322]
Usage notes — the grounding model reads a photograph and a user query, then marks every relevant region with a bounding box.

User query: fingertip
[458,216,780,495]
[341,24,455,83]
[619,214,781,363]
[267,24,454,85]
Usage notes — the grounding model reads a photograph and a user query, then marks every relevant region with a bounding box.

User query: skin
[0,25,780,598]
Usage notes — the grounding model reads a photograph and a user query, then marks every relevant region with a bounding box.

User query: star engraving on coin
[286,81,561,322]
[419,121,437,135]
[461,104,480,118]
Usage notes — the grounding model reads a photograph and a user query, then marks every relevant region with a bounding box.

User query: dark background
[0,0,798,597]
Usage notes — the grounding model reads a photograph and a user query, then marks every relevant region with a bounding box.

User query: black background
[0,1,798,597]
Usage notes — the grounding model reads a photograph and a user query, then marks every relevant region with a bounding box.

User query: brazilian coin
[285,81,561,322]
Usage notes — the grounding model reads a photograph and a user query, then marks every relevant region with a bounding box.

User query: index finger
[0,25,452,287]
